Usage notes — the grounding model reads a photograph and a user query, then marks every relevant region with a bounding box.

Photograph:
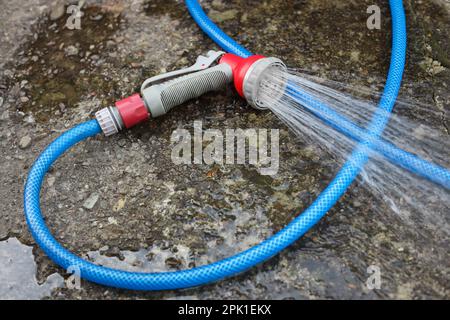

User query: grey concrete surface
[0,0,448,299]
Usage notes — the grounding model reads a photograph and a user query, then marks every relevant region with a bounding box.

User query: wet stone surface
[0,0,449,299]
[15,5,122,122]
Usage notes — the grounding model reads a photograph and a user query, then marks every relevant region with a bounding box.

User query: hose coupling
[95,94,148,136]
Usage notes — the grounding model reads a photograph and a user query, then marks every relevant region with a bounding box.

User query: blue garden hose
[24,0,415,290]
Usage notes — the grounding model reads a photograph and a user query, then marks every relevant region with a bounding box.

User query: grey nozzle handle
[142,63,233,117]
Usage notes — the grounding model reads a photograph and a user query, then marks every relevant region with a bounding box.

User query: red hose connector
[219,53,265,97]
[115,94,149,128]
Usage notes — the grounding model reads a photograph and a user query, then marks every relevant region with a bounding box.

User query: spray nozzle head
[219,54,287,110]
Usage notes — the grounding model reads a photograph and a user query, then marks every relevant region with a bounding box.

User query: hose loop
[24,0,408,290]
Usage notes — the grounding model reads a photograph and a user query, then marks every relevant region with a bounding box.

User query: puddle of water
[87,244,192,272]
[87,200,271,272]
[0,238,64,300]
[15,6,122,122]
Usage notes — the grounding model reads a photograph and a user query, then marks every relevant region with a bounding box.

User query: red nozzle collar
[219,53,265,97]
[115,94,149,128]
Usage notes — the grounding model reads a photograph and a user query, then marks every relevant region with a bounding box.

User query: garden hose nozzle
[95,50,287,136]
[95,50,231,136]
[219,53,287,110]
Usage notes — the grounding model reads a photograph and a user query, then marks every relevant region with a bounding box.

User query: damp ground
[0,0,448,299]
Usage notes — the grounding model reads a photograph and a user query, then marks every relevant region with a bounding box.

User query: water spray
[23,0,449,290]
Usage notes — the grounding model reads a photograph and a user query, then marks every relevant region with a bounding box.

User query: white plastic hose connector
[95,107,123,136]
